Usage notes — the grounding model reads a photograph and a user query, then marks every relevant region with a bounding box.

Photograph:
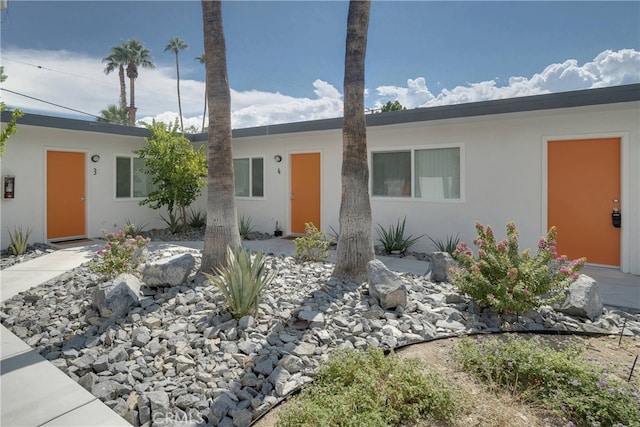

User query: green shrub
[428,233,461,255]
[159,209,182,234]
[89,225,150,278]
[205,247,276,319]
[188,209,206,228]
[277,347,465,426]
[376,217,424,254]
[294,223,330,262]
[7,226,32,255]
[455,335,640,427]
[238,215,255,240]
[450,221,586,313]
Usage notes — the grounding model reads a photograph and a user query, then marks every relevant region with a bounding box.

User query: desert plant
[428,234,461,255]
[160,209,182,234]
[238,215,255,240]
[7,226,32,255]
[376,217,424,254]
[188,208,206,228]
[456,335,640,427]
[205,247,276,319]
[277,347,465,426]
[88,224,150,278]
[450,221,586,313]
[294,222,330,262]
[124,218,148,237]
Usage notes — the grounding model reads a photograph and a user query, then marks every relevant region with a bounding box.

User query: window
[115,156,154,198]
[234,157,264,197]
[372,146,461,200]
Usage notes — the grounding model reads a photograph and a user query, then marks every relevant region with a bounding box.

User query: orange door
[290,153,321,234]
[548,138,620,266]
[47,151,86,240]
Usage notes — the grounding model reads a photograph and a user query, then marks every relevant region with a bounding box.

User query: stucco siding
[0,125,165,246]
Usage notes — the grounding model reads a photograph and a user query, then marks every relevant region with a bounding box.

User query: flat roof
[3,84,638,142]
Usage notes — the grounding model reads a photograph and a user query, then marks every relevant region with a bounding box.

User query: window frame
[370,143,465,202]
[114,154,154,200]
[233,156,265,199]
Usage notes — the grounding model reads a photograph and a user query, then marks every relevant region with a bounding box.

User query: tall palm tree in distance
[165,37,189,133]
[332,0,374,282]
[200,0,241,273]
[97,104,129,125]
[102,44,128,112]
[195,53,207,133]
[123,39,155,125]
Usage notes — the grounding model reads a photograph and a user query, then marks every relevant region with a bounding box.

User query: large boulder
[431,252,456,283]
[92,273,141,318]
[557,275,604,321]
[142,253,195,287]
[367,259,407,310]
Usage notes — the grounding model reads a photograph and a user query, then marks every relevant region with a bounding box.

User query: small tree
[135,119,207,230]
[1,67,24,158]
[380,100,406,112]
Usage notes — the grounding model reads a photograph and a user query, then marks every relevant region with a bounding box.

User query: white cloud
[377,49,640,109]
[2,48,638,129]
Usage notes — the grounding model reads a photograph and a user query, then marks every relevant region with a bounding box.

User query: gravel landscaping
[1,230,639,426]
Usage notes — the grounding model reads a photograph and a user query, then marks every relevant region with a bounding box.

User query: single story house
[1,84,639,275]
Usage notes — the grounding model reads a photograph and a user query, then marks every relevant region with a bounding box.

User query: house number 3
[93,168,97,176]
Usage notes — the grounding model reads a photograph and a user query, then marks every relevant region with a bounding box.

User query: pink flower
[538,238,546,249]
[559,266,569,275]
[478,249,487,258]
[506,221,517,232]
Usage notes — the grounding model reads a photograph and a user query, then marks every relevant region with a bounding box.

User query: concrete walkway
[1,239,638,426]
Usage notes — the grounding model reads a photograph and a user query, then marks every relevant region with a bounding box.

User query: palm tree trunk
[200,0,241,274]
[332,0,374,282]
[118,65,127,111]
[128,77,137,125]
[175,54,184,134]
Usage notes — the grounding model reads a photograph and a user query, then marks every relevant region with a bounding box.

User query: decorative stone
[557,275,604,321]
[92,273,141,318]
[431,252,456,283]
[142,254,195,287]
[367,259,407,309]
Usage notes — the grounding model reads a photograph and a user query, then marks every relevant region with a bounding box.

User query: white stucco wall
[2,99,638,274]
[0,125,167,247]
[232,101,640,274]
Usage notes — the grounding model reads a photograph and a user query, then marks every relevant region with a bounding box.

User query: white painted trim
[369,142,466,203]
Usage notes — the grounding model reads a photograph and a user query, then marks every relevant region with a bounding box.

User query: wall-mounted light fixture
[91,154,101,163]
[274,155,282,163]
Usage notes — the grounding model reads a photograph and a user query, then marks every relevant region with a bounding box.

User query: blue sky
[1,1,639,129]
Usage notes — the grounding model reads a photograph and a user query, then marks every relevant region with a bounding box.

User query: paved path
[1,239,638,426]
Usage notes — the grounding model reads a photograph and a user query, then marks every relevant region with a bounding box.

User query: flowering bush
[450,221,586,313]
[89,224,150,278]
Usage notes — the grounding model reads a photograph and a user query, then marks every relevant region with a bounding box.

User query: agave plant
[428,234,461,256]
[205,247,276,319]
[238,215,255,239]
[8,226,32,255]
[376,217,424,254]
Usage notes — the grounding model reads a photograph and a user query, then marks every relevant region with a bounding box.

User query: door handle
[612,208,621,228]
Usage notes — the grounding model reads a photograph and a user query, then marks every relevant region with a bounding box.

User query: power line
[1,88,102,119]
[2,57,115,87]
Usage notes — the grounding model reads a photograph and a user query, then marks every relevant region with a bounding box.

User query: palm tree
[195,53,207,133]
[123,39,155,126]
[164,37,189,134]
[332,0,374,282]
[199,0,241,273]
[102,45,128,111]
[97,104,128,125]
